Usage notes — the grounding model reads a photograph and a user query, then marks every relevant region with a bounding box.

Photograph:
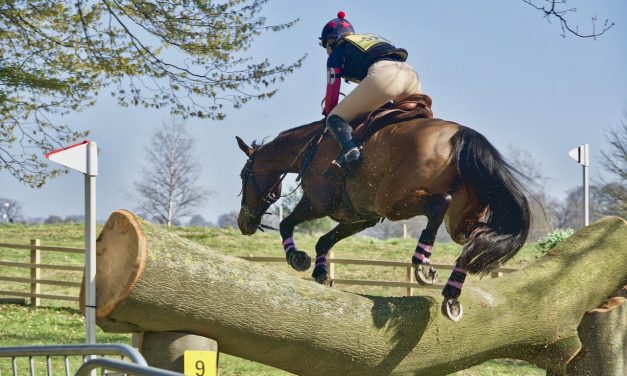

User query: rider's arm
[324,67,342,115]
[323,49,343,116]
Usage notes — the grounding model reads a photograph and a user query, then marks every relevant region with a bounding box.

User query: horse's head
[236,136,283,235]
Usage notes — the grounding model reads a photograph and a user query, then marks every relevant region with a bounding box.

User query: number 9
[195,360,205,376]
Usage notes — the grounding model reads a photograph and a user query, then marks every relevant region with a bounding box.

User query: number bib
[343,34,391,52]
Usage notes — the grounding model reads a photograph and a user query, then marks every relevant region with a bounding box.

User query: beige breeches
[329,60,421,122]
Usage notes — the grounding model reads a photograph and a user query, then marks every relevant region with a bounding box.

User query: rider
[321,11,422,177]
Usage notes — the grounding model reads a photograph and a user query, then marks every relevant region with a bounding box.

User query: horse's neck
[260,121,325,172]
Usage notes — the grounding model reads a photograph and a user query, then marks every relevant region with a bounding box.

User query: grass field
[0,223,545,375]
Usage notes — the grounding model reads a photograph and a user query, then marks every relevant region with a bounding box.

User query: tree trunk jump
[83,210,626,375]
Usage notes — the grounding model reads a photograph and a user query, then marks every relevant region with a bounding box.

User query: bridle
[239,152,287,230]
[238,127,324,231]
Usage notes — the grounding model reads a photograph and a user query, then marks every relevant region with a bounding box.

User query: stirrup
[325,160,349,181]
[324,149,362,180]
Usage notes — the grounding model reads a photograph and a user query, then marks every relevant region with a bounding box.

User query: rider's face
[325,37,336,55]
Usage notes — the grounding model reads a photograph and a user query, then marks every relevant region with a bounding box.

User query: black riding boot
[326,115,362,178]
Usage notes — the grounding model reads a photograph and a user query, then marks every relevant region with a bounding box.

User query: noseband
[240,153,286,226]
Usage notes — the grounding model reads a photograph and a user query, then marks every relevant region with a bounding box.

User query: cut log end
[80,210,147,318]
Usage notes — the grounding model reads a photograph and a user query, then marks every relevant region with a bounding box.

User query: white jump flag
[45,140,98,345]
[45,140,98,175]
[568,144,589,226]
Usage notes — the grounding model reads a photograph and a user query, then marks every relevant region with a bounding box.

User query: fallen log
[83,210,626,375]
[567,293,626,375]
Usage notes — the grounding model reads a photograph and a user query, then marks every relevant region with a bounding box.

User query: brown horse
[236,118,530,321]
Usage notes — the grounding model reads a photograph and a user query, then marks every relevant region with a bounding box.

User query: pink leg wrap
[413,242,432,264]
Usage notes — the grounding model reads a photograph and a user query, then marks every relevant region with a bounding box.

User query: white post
[85,142,97,344]
[582,144,589,226]
[569,144,590,227]
[45,140,99,345]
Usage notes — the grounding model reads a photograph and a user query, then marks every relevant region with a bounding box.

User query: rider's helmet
[319,11,354,48]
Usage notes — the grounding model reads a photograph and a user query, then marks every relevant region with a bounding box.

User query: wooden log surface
[83,210,627,375]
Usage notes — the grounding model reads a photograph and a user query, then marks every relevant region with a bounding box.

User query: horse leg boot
[279,196,323,272]
[440,261,468,321]
[325,115,362,179]
[412,194,451,285]
[312,219,380,284]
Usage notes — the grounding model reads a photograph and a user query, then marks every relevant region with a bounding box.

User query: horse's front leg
[312,219,380,285]
[279,195,325,272]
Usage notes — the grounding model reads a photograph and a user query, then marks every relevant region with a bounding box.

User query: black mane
[278,120,323,136]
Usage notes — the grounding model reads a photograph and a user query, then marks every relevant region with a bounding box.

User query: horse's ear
[236,136,254,157]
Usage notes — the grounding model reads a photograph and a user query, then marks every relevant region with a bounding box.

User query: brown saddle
[351,93,433,142]
[295,94,434,182]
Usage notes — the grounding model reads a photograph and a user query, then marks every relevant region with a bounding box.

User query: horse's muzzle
[237,212,258,235]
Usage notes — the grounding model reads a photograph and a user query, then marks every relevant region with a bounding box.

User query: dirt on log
[82,210,627,375]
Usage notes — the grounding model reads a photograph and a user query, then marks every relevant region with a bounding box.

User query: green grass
[0,223,545,375]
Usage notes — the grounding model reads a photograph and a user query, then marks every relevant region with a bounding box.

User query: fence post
[328,251,335,286]
[30,239,41,307]
[406,265,414,297]
[491,271,503,279]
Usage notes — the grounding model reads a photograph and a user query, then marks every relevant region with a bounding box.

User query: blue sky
[2,0,626,223]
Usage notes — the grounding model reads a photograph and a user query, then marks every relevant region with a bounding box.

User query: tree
[522,0,614,39]
[593,182,626,218]
[43,215,63,224]
[0,197,24,223]
[187,214,212,227]
[594,108,627,218]
[553,187,605,230]
[132,120,211,226]
[0,0,304,187]
[64,214,85,224]
[217,210,239,228]
[505,144,562,240]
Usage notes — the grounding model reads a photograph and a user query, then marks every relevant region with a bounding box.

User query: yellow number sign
[184,350,217,376]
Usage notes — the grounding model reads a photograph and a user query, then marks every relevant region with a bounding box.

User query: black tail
[451,126,531,275]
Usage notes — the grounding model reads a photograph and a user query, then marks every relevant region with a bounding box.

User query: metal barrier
[75,358,182,376]
[0,343,181,376]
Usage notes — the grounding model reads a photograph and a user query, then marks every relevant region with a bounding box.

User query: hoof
[312,265,329,285]
[415,264,438,285]
[288,250,311,271]
[315,274,331,285]
[441,298,464,322]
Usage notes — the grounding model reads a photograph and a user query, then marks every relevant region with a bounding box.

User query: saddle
[352,93,433,142]
[295,94,434,182]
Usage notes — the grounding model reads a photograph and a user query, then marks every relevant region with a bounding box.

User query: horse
[236,117,530,321]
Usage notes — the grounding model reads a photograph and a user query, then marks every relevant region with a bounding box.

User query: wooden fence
[0,240,83,306]
[0,240,518,306]
[242,252,517,296]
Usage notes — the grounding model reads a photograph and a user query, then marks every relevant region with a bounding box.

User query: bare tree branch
[522,0,614,39]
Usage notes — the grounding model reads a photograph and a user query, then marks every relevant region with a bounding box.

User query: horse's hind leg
[441,261,468,321]
[412,194,452,285]
[312,219,380,284]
